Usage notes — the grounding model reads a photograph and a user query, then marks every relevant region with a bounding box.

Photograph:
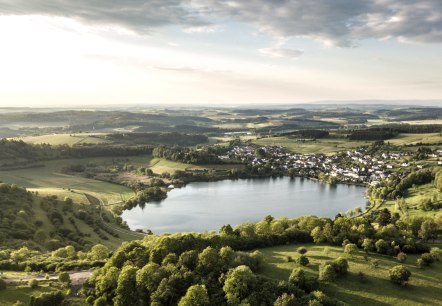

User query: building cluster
[221,145,441,185]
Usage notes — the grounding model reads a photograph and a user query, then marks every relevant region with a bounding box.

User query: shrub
[344,244,358,257]
[297,247,308,255]
[430,247,442,261]
[397,252,407,263]
[389,265,411,285]
[29,290,64,306]
[375,239,389,254]
[93,297,107,306]
[296,255,309,266]
[58,272,70,284]
[29,279,39,289]
[420,253,434,266]
[285,256,293,263]
[274,293,298,306]
[417,258,425,268]
[318,264,336,282]
[331,257,349,276]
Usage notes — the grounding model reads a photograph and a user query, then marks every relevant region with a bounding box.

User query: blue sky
[0,0,441,106]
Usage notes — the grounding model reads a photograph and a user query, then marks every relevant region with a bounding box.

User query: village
[221,145,442,185]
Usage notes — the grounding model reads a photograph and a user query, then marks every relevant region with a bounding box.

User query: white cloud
[259,47,304,59]
[182,24,222,33]
[191,0,442,46]
[1,0,442,46]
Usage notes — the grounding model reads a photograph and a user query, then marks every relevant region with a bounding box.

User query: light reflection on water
[122,177,366,234]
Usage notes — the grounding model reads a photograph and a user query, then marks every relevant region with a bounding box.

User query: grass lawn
[0,284,63,306]
[258,243,442,306]
[253,137,372,154]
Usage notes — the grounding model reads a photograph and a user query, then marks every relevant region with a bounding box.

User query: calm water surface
[122,177,366,233]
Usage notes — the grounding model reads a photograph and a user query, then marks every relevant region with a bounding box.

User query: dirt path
[2,271,93,285]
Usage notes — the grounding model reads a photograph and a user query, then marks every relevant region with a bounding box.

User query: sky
[0,0,441,107]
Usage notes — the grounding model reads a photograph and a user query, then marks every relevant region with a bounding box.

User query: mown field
[148,157,243,174]
[253,137,372,154]
[258,243,442,306]
[14,133,110,147]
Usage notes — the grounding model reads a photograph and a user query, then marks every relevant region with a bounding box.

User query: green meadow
[0,157,142,204]
[258,243,442,306]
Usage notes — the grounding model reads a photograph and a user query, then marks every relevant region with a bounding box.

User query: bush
[29,279,39,289]
[296,255,309,266]
[397,252,407,263]
[430,247,442,261]
[389,265,411,285]
[420,253,434,266]
[297,247,308,255]
[29,290,64,306]
[274,293,298,306]
[319,264,336,282]
[344,244,358,257]
[331,257,349,276]
[58,271,70,284]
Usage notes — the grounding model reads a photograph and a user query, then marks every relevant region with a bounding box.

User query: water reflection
[122,177,366,234]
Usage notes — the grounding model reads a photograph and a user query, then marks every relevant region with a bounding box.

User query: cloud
[191,0,442,46]
[182,24,221,33]
[259,47,304,59]
[0,0,207,33]
[1,0,442,45]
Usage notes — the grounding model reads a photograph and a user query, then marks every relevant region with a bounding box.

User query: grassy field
[0,157,138,204]
[0,284,65,306]
[253,137,372,154]
[383,183,441,217]
[148,157,244,174]
[148,158,190,174]
[15,133,110,146]
[387,133,442,146]
[258,243,442,306]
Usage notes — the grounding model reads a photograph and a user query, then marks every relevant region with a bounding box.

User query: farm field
[14,133,110,146]
[0,156,143,204]
[148,157,244,174]
[258,243,442,306]
[387,133,442,146]
[148,158,191,174]
[253,137,372,154]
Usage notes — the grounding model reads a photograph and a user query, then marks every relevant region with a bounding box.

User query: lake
[122,177,367,234]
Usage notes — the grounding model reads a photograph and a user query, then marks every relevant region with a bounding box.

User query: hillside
[0,183,129,251]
